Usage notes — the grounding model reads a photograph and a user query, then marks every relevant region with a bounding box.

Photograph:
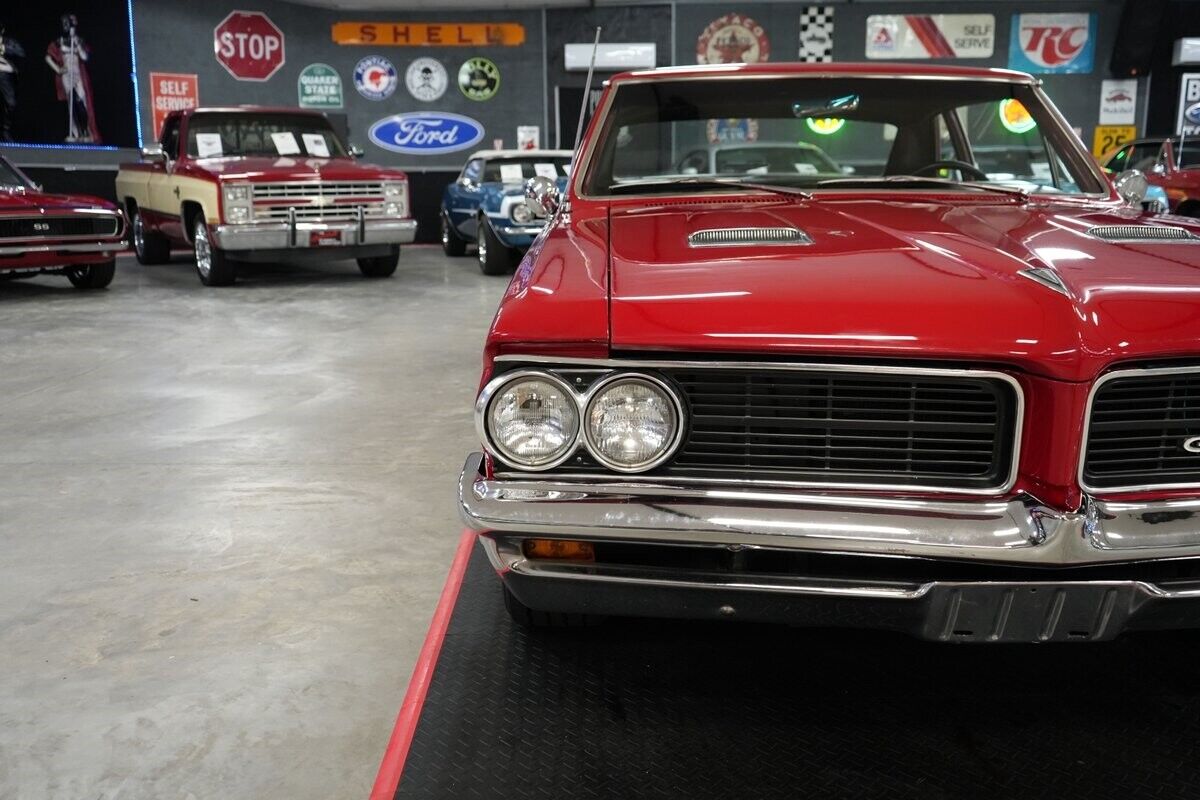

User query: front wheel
[66,259,116,290]
[358,247,399,278]
[192,217,236,286]
[441,213,466,257]
[478,218,515,276]
[132,208,170,265]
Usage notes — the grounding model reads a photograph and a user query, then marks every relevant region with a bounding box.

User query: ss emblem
[32,222,50,231]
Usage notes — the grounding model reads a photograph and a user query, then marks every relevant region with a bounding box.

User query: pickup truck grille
[0,215,120,240]
[515,364,1021,492]
[1083,368,1200,490]
[251,181,401,221]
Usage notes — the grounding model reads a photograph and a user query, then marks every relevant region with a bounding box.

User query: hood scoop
[688,227,812,248]
[1087,224,1200,243]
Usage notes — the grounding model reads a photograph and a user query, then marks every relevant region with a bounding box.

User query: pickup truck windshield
[185,113,348,159]
[582,76,1105,197]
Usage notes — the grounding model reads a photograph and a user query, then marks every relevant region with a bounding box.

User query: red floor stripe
[369,528,478,800]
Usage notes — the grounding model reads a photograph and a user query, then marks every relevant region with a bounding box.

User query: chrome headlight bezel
[581,372,685,473]
[476,368,687,475]
[476,370,582,471]
[221,182,253,224]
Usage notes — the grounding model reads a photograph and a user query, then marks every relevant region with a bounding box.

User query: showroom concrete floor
[0,247,506,799]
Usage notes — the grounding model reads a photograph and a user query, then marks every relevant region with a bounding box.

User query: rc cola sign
[369,112,484,155]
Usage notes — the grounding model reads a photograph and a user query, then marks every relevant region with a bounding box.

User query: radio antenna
[573,27,602,154]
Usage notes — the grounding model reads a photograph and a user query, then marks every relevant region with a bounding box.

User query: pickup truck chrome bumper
[211,218,417,251]
[458,453,1200,641]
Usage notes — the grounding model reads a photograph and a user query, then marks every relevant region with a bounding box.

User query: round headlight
[510,203,535,225]
[483,373,579,469]
[584,375,682,472]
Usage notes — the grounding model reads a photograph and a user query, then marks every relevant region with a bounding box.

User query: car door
[146,116,185,242]
[448,159,484,240]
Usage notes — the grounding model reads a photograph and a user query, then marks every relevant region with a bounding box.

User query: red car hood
[0,187,117,213]
[186,156,405,182]
[608,196,1200,381]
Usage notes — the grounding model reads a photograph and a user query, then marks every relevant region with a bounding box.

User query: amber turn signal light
[523,539,595,562]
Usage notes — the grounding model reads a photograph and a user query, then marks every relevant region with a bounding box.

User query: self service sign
[298,64,343,109]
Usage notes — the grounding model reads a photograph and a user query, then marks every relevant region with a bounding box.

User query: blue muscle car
[440,149,572,274]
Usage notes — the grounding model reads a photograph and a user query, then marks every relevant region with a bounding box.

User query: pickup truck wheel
[502,585,602,628]
[357,247,399,278]
[478,218,515,276]
[132,209,170,265]
[441,213,466,257]
[66,259,116,290]
[192,218,236,286]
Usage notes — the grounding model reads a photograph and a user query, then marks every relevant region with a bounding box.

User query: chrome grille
[251,181,397,221]
[513,363,1020,492]
[1087,225,1200,243]
[0,215,120,240]
[688,227,811,247]
[1083,367,1200,491]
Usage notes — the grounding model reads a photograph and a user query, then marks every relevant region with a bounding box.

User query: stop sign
[213,11,285,82]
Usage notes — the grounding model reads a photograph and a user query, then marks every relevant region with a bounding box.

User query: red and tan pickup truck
[115,107,417,286]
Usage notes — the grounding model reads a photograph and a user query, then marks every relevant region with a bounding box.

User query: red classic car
[460,62,1200,643]
[115,107,416,286]
[1103,137,1200,216]
[0,155,124,289]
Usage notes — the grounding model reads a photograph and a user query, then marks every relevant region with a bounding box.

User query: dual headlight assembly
[476,371,685,473]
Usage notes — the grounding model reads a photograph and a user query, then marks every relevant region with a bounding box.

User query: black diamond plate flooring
[395,541,1200,799]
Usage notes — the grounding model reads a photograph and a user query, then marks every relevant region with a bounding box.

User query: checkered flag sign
[799,6,834,63]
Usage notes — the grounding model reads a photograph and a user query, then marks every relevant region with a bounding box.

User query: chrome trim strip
[1079,365,1200,494]
[0,241,124,256]
[688,227,812,248]
[490,355,1025,495]
[461,453,1200,566]
[1017,267,1070,297]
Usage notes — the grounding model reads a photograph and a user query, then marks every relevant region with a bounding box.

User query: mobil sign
[214,11,285,82]
[1009,13,1095,74]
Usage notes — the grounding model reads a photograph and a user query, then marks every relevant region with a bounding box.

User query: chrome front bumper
[211,218,417,251]
[458,453,1200,641]
[0,240,126,257]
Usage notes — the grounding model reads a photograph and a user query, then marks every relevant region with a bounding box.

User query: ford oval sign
[368,112,484,155]
[1186,102,1200,127]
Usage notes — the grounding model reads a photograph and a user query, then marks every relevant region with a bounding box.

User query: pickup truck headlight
[382,181,407,217]
[510,203,535,225]
[479,372,579,470]
[222,183,253,224]
[584,374,683,472]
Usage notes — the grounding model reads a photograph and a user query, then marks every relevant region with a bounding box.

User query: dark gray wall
[130,0,546,170]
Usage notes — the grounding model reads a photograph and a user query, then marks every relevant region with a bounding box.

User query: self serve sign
[214,11,285,82]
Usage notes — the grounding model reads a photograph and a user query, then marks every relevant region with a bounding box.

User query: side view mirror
[1113,169,1149,207]
[141,144,166,162]
[524,175,561,218]
[349,145,364,159]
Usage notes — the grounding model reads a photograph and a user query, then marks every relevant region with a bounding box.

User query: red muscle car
[0,155,124,289]
[460,63,1200,643]
[115,107,416,286]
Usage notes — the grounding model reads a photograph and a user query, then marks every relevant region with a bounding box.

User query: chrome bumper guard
[458,453,1200,640]
[211,218,417,251]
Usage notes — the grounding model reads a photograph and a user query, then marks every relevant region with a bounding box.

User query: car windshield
[185,113,348,159]
[583,76,1104,196]
[0,159,30,189]
[482,156,572,183]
